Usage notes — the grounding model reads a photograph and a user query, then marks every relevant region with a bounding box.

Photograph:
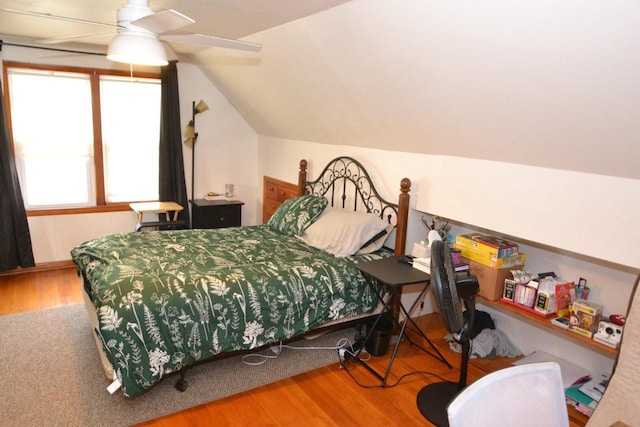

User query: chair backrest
[586,274,640,427]
[447,361,569,427]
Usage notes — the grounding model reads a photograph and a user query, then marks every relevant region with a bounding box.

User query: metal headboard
[297,156,411,258]
[301,157,400,225]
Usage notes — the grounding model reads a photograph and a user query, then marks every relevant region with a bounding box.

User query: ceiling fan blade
[0,7,117,29]
[132,9,194,34]
[39,31,116,44]
[160,33,261,52]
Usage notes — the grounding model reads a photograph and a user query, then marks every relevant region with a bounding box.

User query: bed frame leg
[175,368,189,392]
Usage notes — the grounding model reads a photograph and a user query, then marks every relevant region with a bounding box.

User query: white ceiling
[1,0,639,181]
[0,0,350,53]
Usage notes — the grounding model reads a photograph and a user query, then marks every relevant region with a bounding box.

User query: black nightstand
[190,199,244,229]
[356,257,451,386]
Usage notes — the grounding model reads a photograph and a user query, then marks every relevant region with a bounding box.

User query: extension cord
[338,346,359,360]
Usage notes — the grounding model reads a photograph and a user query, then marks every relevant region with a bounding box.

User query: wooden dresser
[263,176,299,223]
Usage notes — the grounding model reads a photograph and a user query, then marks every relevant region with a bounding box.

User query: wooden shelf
[477,296,618,357]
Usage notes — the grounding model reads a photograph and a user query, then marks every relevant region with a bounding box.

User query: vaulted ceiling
[1,0,639,180]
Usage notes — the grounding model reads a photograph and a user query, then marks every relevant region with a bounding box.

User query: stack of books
[411,257,469,275]
[412,257,430,274]
[454,232,525,269]
[565,372,610,417]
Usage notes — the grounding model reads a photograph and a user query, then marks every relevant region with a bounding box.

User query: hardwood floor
[0,267,83,315]
[0,267,586,426]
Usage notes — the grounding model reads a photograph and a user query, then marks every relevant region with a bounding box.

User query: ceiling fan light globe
[107,32,168,66]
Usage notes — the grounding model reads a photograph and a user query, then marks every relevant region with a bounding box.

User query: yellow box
[456,249,526,269]
[455,233,519,262]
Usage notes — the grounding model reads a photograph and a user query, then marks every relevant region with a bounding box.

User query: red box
[555,282,576,317]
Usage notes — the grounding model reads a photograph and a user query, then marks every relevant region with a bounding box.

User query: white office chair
[447,361,569,427]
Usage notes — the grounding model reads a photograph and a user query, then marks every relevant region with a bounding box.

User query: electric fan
[416,240,479,427]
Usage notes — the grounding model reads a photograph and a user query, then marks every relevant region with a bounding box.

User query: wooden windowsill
[27,203,137,217]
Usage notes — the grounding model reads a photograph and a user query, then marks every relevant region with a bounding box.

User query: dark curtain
[0,73,35,271]
[158,61,190,228]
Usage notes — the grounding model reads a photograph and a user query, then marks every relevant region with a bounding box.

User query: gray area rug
[0,305,355,426]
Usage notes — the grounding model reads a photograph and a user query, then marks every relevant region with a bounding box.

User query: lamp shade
[194,100,209,114]
[183,121,195,138]
[183,120,196,147]
[107,32,169,66]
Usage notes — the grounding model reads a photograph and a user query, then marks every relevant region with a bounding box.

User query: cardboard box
[464,257,515,301]
[569,299,602,339]
[455,233,519,260]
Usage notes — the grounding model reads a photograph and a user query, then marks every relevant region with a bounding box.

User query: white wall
[208,0,640,183]
[258,136,639,375]
[1,45,259,263]
[178,63,260,224]
[412,157,640,270]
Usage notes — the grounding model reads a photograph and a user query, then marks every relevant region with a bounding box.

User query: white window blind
[100,76,161,203]
[9,69,95,208]
[7,66,161,209]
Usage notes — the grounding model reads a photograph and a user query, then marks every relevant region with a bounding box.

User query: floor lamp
[183,99,209,225]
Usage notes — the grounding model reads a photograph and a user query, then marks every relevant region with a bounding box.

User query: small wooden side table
[129,201,185,231]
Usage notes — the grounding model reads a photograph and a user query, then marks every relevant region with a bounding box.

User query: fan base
[416,381,461,427]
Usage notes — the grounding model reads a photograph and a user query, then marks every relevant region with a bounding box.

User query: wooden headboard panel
[263,157,411,257]
[262,176,299,224]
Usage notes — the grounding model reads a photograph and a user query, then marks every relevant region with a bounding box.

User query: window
[5,62,161,212]
[100,76,161,203]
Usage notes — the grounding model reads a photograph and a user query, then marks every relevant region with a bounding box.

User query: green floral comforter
[71,225,390,397]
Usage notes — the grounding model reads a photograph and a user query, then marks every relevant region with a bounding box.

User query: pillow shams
[297,208,390,257]
[267,195,328,236]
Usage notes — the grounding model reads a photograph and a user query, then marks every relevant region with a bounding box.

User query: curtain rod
[0,40,105,56]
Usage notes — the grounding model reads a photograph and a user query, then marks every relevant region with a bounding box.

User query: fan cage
[431,241,464,334]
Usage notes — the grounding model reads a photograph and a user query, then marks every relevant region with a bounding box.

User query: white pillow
[356,223,394,255]
[297,208,390,257]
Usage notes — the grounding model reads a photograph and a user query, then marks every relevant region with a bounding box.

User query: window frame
[2,61,161,216]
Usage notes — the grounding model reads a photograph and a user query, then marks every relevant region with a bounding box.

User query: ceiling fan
[1,0,261,66]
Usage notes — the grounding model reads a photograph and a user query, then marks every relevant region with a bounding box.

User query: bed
[71,156,411,397]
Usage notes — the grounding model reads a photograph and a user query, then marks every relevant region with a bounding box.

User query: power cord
[241,331,448,390]
[242,336,358,366]
[339,354,449,389]
[337,331,450,389]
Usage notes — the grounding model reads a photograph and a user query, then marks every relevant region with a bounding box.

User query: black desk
[356,257,451,386]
